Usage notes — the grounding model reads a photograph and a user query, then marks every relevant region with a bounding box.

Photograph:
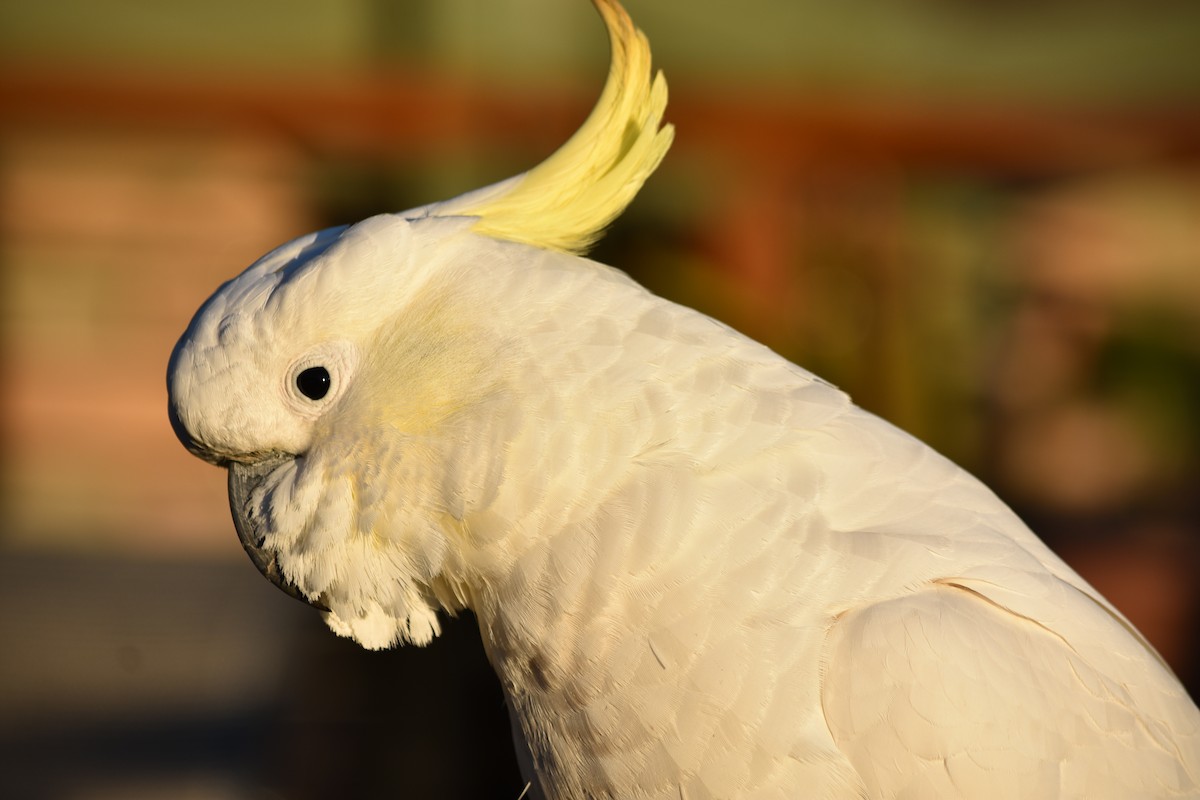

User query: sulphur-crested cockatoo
[168,1,1200,796]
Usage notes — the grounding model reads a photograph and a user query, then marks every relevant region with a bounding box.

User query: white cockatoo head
[168,0,672,649]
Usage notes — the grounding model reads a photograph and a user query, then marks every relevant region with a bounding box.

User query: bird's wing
[821,576,1200,799]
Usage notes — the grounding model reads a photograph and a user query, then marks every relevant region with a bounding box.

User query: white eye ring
[284,341,358,418]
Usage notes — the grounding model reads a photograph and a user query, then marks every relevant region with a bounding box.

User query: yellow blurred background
[2,0,1199,797]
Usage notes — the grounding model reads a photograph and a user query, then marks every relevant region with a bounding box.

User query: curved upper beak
[228,457,330,612]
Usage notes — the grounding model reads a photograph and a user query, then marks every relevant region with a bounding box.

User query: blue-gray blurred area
[0,553,523,798]
[2,0,1199,797]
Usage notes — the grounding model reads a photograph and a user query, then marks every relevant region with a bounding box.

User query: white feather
[166,1,1200,797]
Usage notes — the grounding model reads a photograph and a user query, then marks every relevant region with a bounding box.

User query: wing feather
[822,581,1200,798]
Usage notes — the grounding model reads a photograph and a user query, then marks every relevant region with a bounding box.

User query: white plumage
[167,1,1200,796]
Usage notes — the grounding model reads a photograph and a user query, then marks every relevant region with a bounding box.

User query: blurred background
[2,0,1199,797]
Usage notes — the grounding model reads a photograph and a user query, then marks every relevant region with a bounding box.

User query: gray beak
[228,457,330,611]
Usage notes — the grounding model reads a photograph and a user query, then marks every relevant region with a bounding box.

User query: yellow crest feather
[446,0,673,255]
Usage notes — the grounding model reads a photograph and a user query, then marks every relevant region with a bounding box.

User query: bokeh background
[2,0,1199,797]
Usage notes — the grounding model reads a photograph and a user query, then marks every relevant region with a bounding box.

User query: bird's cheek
[267,462,363,597]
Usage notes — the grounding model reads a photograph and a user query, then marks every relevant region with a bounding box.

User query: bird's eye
[295,366,331,400]
[285,343,355,413]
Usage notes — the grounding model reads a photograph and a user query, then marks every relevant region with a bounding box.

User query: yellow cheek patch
[347,288,512,436]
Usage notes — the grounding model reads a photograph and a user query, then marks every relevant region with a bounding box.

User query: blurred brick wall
[0,126,314,554]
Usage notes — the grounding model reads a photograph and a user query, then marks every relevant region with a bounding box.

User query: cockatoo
[167,0,1200,796]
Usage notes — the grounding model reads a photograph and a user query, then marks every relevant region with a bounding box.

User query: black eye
[295,366,331,400]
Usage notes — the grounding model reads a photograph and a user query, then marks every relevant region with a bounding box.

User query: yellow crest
[437,0,673,255]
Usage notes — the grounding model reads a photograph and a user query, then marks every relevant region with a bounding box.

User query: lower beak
[228,456,330,611]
